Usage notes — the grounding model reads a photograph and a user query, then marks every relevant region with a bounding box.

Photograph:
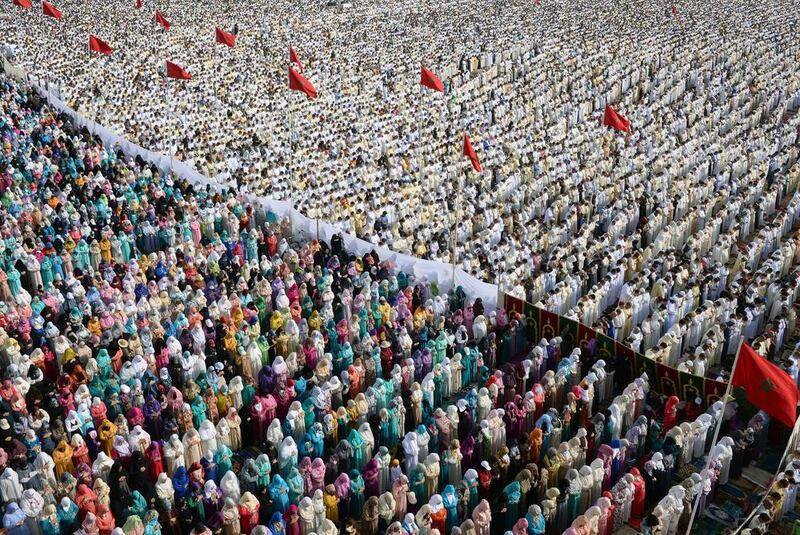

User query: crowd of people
[0,65,799,535]
[1,0,798,295]
[2,0,800,532]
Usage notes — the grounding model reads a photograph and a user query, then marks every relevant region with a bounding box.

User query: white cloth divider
[1,55,498,310]
[455,269,499,307]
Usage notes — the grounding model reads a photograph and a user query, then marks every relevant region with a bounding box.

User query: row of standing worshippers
[627,206,800,375]
[523,132,798,321]
[566,186,800,361]
[548,147,800,377]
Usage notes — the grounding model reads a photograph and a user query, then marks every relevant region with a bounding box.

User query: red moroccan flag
[42,1,62,19]
[166,61,191,80]
[463,133,481,172]
[288,67,317,99]
[215,27,235,47]
[136,0,142,8]
[732,343,799,428]
[155,10,170,31]
[603,105,631,133]
[671,5,677,14]
[13,0,32,9]
[289,47,303,72]
[420,66,444,92]
[89,35,113,55]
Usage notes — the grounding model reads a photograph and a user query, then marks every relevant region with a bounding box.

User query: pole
[417,83,423,187]
[166,78,173,173]
[87,40,94,137]
[216,43,220,111]
[92,48,101,138]
[451,163,460,289]
[685,339,743,533]
[449,81,458,289]
[288,99,295,211]
[216,44,227,191]
[287,92,297,238]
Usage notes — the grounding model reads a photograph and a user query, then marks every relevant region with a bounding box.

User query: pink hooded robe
[512,518,528,535]
[472,499,491,535]
[392,475,409,520]
[309,458,326,494]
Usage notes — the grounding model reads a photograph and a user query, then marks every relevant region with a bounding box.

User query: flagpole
[90,41,101,138]
[417,82,423,190]
[451,196,457,290]
[451,161,460,289]
[449,81,458,289]
[216,39,220,133]
[87,38,94,138]
[165,76,173,173]
[685,339,744,533]
[288,97,295,213]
